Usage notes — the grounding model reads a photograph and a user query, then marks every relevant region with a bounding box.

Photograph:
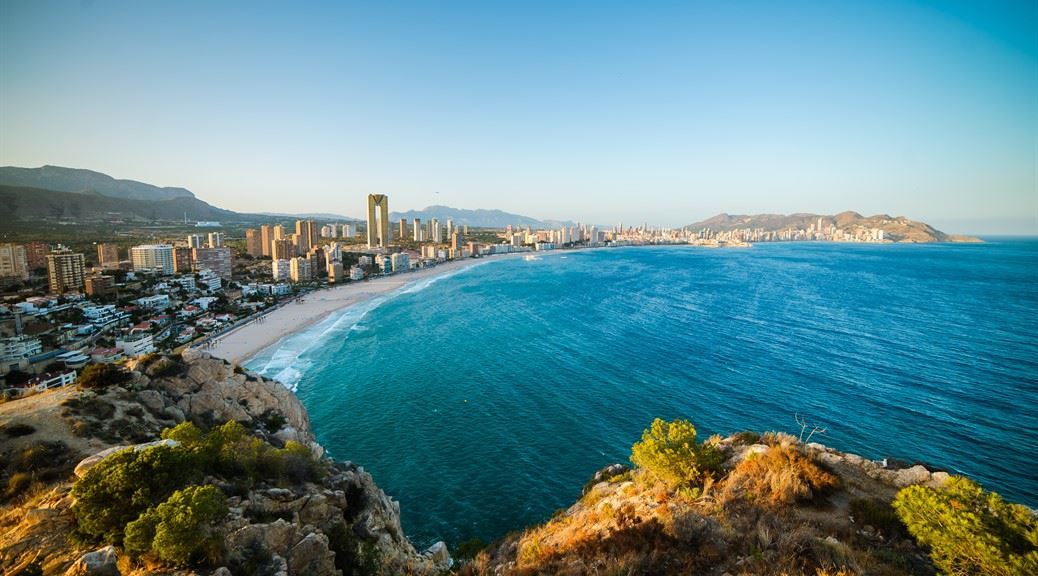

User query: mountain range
[390,205,573,229]
[686,211,979,243]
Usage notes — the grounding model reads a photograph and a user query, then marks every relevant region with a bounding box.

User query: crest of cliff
[0,351,450,576]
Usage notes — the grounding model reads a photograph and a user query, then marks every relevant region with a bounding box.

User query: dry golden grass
[723,444,838,508]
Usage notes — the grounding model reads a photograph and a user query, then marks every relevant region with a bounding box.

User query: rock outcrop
[0,352,449,576]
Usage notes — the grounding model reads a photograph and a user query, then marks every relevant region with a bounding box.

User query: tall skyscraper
[290,256,312,283]
[245,229,263,258]
[207,232,223,248]
[413,218,422,242]
[273,224,286,240]
[47,249,86,293]
[130,244,175,275]
[260,224,274,257]
[430,218,441,243]
[187,234,205,249]
[399,219,408,240]
[295,220,316,253]
[0,244,28,279]
[23,242,50,271]
[96,243,120,267]
[367,194,390,248]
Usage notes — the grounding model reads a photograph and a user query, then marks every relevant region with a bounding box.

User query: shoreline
[205,254,520,365]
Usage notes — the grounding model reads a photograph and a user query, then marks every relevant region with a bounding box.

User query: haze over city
[1,0,1035,233]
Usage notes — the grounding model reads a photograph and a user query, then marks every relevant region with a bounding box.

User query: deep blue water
[247,240,1038,547]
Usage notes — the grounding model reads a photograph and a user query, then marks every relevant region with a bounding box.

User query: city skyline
[1,1,1036,234]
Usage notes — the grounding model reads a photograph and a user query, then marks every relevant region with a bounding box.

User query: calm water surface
[248,240,1038,547]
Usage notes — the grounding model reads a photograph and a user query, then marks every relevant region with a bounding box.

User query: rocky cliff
[0,351,450,576]
[465,432,953,575]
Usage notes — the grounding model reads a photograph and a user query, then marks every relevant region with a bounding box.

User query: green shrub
[77,363,131,390]
[124,485,227,566]
[630,418,721,488]
[893,476,1038,576]
[849,497,903,537]
[3,423,36,437]
[72,444,200,543]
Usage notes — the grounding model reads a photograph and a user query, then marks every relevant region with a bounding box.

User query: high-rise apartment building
[272,259,291,281]
[260,224,274,257]
[413,218,422,242]
[207,232,223,248]
[96,243,120,267]
[0,244,29,279]
[47,250,86,293]
[366,194,390,248]
[399,219,408,240]
[295,220,316,253]
[430,218,442,243]
[130,244,175,275]
[290,256,312,283]
[23,242,49,271]
[192,247,233,279]
[245,229,263,258]
[85,274,115,297]
[173,247,193,273]
[273,224,286,240]
[271,238,296,260]
[187,234,205,249]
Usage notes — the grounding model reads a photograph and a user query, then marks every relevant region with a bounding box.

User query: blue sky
[1,1,1035,233]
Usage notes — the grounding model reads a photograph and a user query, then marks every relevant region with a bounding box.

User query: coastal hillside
[0,166,196,201]
[0,351,449,576]
[686,212,980,243]
[0,185,245,225]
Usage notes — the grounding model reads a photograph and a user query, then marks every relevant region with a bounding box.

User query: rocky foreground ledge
[0,351,450,576]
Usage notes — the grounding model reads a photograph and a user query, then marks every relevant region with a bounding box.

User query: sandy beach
[205,255,513,365]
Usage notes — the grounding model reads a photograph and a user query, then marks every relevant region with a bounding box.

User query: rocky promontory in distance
[686,211,982,243]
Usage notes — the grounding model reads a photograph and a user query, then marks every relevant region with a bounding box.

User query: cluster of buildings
[685,218,888,244]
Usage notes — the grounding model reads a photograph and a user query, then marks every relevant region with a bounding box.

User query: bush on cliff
[893,476,1038,576]
[124,485,227,566]
[630,418,721,488]
[76,363,131,390]
[723,444,838,507]
[72,444,200,543]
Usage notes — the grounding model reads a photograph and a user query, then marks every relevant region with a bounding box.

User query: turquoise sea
[247,239,1038,547]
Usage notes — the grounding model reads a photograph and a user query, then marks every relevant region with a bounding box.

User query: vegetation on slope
[464,418,1037,576]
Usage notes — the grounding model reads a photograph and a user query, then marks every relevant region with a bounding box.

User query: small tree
[893,476,1038,576]
[630,418,721,488]
[124,484,227,565]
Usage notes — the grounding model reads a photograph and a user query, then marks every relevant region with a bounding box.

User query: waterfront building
[271,238,296,260]
[328,261,344,283]
[390,252,410,273]
[446,219,454,238]
[413,218,422,242]
[349,265,364,281]
[207,232,224,248]
[260,224,274,257]
[450,232,463,252]
[47,250,86,293]
[358,255,372,267]
[295,220,317,253]
[430,218,441,243]
[379,256,392,274]
[399,219,408,240]
[95,243,120,268]
[84,274,115,297]
[130,244,175,275]
[290,256,312,283]
[0,243,29,279]
[272,259,291,281]
[245,229,264,258]
[187,234,205,249]
[366,194,390,248]
[173,247,193,274]
[23,242,50,271]
[192,247,233,279]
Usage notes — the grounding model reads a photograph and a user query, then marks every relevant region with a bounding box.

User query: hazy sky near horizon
[1,1,1035,233]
